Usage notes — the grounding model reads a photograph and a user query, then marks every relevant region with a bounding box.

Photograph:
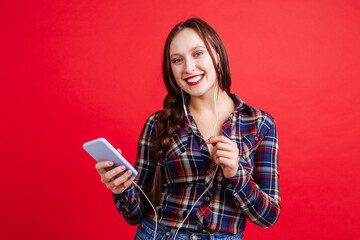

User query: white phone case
[83,138,138,178]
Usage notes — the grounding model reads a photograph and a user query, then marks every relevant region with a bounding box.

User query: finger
[106,181,116,190]
[213,141,239,159]
[122,176,135,189]
[113,170,133,186]
[111,176,135,194]
[114,176,135,190]
[206,135,233,145]
[95,161,114,173]
[212,142,234,152]
[117,148,122,154]
[214,156,238,168]
[213,149,234,160]
[104,165,127,181]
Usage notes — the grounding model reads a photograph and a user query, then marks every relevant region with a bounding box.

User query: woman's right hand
[95,149,135,194]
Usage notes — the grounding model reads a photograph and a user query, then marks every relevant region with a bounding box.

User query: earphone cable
[131,84,220,240]
[174,83,220,239]
[133,182,158,240]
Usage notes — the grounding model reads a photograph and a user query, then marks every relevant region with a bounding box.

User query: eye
[171,58,182,64]
[194,51,204,57]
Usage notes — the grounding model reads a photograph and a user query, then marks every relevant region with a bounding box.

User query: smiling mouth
[185,74,204,85]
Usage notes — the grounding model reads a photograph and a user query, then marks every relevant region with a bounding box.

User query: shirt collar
[183,93,248,127]
[229,93,250,116]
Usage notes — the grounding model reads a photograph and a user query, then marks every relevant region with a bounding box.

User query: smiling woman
[94,17,280,240]
[170,28,218,97]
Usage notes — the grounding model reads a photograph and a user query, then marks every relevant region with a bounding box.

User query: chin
[187,90,208,98]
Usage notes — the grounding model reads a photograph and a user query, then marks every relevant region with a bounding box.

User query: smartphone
[83,138,137,178]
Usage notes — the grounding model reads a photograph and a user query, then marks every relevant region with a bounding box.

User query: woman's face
[169,28,218,99]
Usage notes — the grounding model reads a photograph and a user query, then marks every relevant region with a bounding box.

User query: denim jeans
[134,218,244,240]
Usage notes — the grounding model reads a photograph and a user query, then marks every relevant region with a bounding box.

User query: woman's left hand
[206,136,239,178]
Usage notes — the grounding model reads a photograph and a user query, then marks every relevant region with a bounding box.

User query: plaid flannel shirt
[114,94,281,234]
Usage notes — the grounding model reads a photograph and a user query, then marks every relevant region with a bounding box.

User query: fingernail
[108,162,114,166]
[127,170,132,175]
[205,139,209,143]
[120,165,126,170]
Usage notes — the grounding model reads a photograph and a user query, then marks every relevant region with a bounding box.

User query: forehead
[169,28,206,55]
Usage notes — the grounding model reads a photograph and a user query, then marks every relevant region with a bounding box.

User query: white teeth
[187,75,203,83]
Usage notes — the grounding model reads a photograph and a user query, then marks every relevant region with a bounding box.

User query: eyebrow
[170,46,206,58]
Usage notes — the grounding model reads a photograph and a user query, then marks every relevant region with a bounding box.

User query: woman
[95,18,281,240]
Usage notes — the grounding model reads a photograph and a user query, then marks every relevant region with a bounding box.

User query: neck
[188,86,230,115]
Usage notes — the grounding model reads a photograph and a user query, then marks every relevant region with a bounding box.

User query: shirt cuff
[222,159,250,193]
[114,183,136,203]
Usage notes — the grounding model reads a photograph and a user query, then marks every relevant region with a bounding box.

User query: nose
[185,58,196,74]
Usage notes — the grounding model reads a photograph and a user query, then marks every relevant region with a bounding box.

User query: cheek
[171,65,182,79]
[204,65,216,78]
[170,67,182,86]
[201,58,216,74]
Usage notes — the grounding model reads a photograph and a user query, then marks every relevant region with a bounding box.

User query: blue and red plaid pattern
[114,94,280,234]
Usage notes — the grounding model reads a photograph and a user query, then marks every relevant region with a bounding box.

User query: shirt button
[191,234,198,240]
[205,197,210,201]
[255,136,259,141]
[166,232,170,236]
[210,164,214,169]
[227,184,232,188]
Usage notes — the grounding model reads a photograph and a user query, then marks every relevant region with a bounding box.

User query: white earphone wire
[181,81,219,140]
[133,182,158,240]
[132,83,220,240]
[174,82,220,239]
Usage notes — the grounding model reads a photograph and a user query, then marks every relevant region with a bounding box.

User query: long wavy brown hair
[147,17,232,206]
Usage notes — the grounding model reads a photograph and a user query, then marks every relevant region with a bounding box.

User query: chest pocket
[163,129,199,185]
[165,130,188,161]
[239,133,259,175]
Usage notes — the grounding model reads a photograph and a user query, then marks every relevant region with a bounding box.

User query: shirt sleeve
[223,118,281,228]
[113,113,157,225]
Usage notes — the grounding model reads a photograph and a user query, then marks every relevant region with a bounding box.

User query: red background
[1,0,360,239]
